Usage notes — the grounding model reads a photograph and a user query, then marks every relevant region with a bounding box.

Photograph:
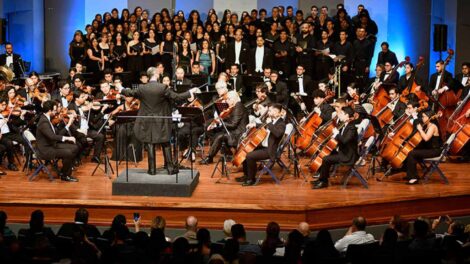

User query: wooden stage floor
[1,154,470,231]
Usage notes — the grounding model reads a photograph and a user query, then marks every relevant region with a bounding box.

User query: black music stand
[92,118,114,179]
[365,115,385,178]
[187,75,207,87]
[175,84,192,93]
[114,110,138,182]
[283,110,308,181]
[177,106,204,179]
[242,75,264,96]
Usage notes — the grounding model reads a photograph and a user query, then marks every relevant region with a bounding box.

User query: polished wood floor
[1,150,470,230]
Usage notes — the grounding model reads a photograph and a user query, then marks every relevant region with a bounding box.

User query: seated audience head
[413,219,430,239]
[29,210,45,232]
[185,215,198,232]
[74,208,89,224]
[231,224,246,242]
[223,219,236,237]
[297,222,310,237]
[151,216,166,232]
[352,216,367,232]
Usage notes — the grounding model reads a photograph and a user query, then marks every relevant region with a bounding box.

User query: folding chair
[420,133,454,184]
[22,131,55,181]
[254,124,293,185]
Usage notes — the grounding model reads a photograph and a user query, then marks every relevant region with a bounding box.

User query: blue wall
[2,0,44,73]
[176,0,214,21]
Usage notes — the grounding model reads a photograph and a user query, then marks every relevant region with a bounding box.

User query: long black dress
[112,43,127,70]
[86,47,102,84]
[111,103,143,162]
[127,42,143,77]
[161,40,176,77]
[69,41,86,67]
[143,39,158,70]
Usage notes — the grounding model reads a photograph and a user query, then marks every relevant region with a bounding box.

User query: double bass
[433,49,458,139]
[448,85,470,155]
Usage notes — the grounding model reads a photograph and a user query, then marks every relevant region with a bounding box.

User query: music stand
[92,118,115,179]
[242,75,264,96]
[366,114,385,178]
[187,75,207,87]
[175,84,192,93]
[210,119,232,183]
[177,106,204,179]
[114,110,138,182]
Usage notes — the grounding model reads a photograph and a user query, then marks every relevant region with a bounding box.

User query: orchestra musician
[228,64,244,96]
[398,62,423,94]
[36,100,79,182]
[380,61,399,85]
[51,81,74,109]
[268,70,289,106]
[174,67,193,86]
[250,84,271,119]
[288,65,314,96]
[301,89,335,125]
[119,67,198,175]
[429,60,455,98]
[236,103,286,186]
[312,106,358,189]
[403,110,442,185]
[456,62,470,98]
[0,42,24,79]
[387,87,407,121]
[67,91,106,163]
[200,90,248,164]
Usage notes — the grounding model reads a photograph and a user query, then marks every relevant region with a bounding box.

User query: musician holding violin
[51,81,74,108]
[250,84,271,119]
[200,90,248,165]
[0,97,24,171]
[312,106,358,189]
[237,103,286,186]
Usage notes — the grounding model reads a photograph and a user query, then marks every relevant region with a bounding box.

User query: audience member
[334,216,375,252]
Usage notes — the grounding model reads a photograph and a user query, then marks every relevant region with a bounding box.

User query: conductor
[120,67,198,175]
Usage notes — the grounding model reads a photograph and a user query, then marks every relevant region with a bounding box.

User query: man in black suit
[120,67,198,175]
[296,22,316,77]
[200,91,248,164]
[428,60,455,98]
[237,103,286,186]
[36,100,78,182]
[377,42,398,67]
[398,62,423,94]
[247,36,273,75]
[269,71,289,107]
[0,42,24,79]
[225,29,250,74]
[313,106,358,189]
[379,61,399,85]
[289,65,314,95]
[174,67,193,86]
[455,62,470,100]
[228,64,244,96]
[387,87,406,121]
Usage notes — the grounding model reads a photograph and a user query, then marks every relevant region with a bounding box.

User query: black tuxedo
[380,71,399,85]
[319,103,335,124]
[35,114,79,176]
[319,122,358,183]
[225,41,250,71]
[455,73,469,96]
[207,102,248,158]
[229,74,244,95]
[175,77,193,86]
[428,71,455,94]
[391,100,407,121]
[288,74,314,95]
[247,46,273,74]
[398,74,423,94]
[243,117,286,182]
[0,53,24,78]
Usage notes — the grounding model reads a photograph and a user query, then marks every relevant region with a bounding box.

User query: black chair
[420,133,454,184]
[345,241,380,264]
[21,131,56,181]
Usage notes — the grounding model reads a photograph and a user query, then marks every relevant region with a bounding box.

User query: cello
[308,119,346,173]
[371,60,408,112]
[400,56,428,107]
[380,111,441,168]
[291,92,334,150]
[232,113,269,167]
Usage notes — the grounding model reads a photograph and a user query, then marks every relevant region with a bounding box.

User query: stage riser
[2,195,470,230]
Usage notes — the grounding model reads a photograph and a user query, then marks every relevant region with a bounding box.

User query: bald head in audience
[186,216,198,232]
[298,222,311,237]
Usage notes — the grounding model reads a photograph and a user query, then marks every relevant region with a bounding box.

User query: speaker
[433,24,447,52]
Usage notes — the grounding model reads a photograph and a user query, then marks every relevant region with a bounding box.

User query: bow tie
[298,75,303,78]
[6,54,12,57]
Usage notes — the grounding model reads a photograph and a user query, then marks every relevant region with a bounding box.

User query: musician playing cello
[236,103,286,186]
[312,106,358,189]
[199,91,248,165]
[404,110,441,185]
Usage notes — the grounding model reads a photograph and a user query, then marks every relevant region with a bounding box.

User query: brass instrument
[0,66,15,82]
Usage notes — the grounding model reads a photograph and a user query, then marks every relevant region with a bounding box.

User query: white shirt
[298,76,305,95]
[61,96,69,108]
[334,231,375,252]
[255,46,264,72]
[78,107,89,131]
[5,54,13,68]
[462,76,468,86]
[234,41,242,64]
[0,116,10,134]
[261,117,280,148]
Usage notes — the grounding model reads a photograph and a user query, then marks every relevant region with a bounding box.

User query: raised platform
[1,155,470,230]
[112,168,199,197]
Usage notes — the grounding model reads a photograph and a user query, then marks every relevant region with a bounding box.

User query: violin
[185,98,203,109]
[207,106,234,130]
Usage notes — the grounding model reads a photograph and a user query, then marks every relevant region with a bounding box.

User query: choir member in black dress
[127,31,144,81]
[143,29,158,70]
[177,39,194,74]
[313,106,358,189]
[111,32,127,70]
[215,35,228,74]
[238,103,286,186]
[98,33,111,70]
[86,38,103,84]
[160,31,178,78]
[68,30,87,68]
